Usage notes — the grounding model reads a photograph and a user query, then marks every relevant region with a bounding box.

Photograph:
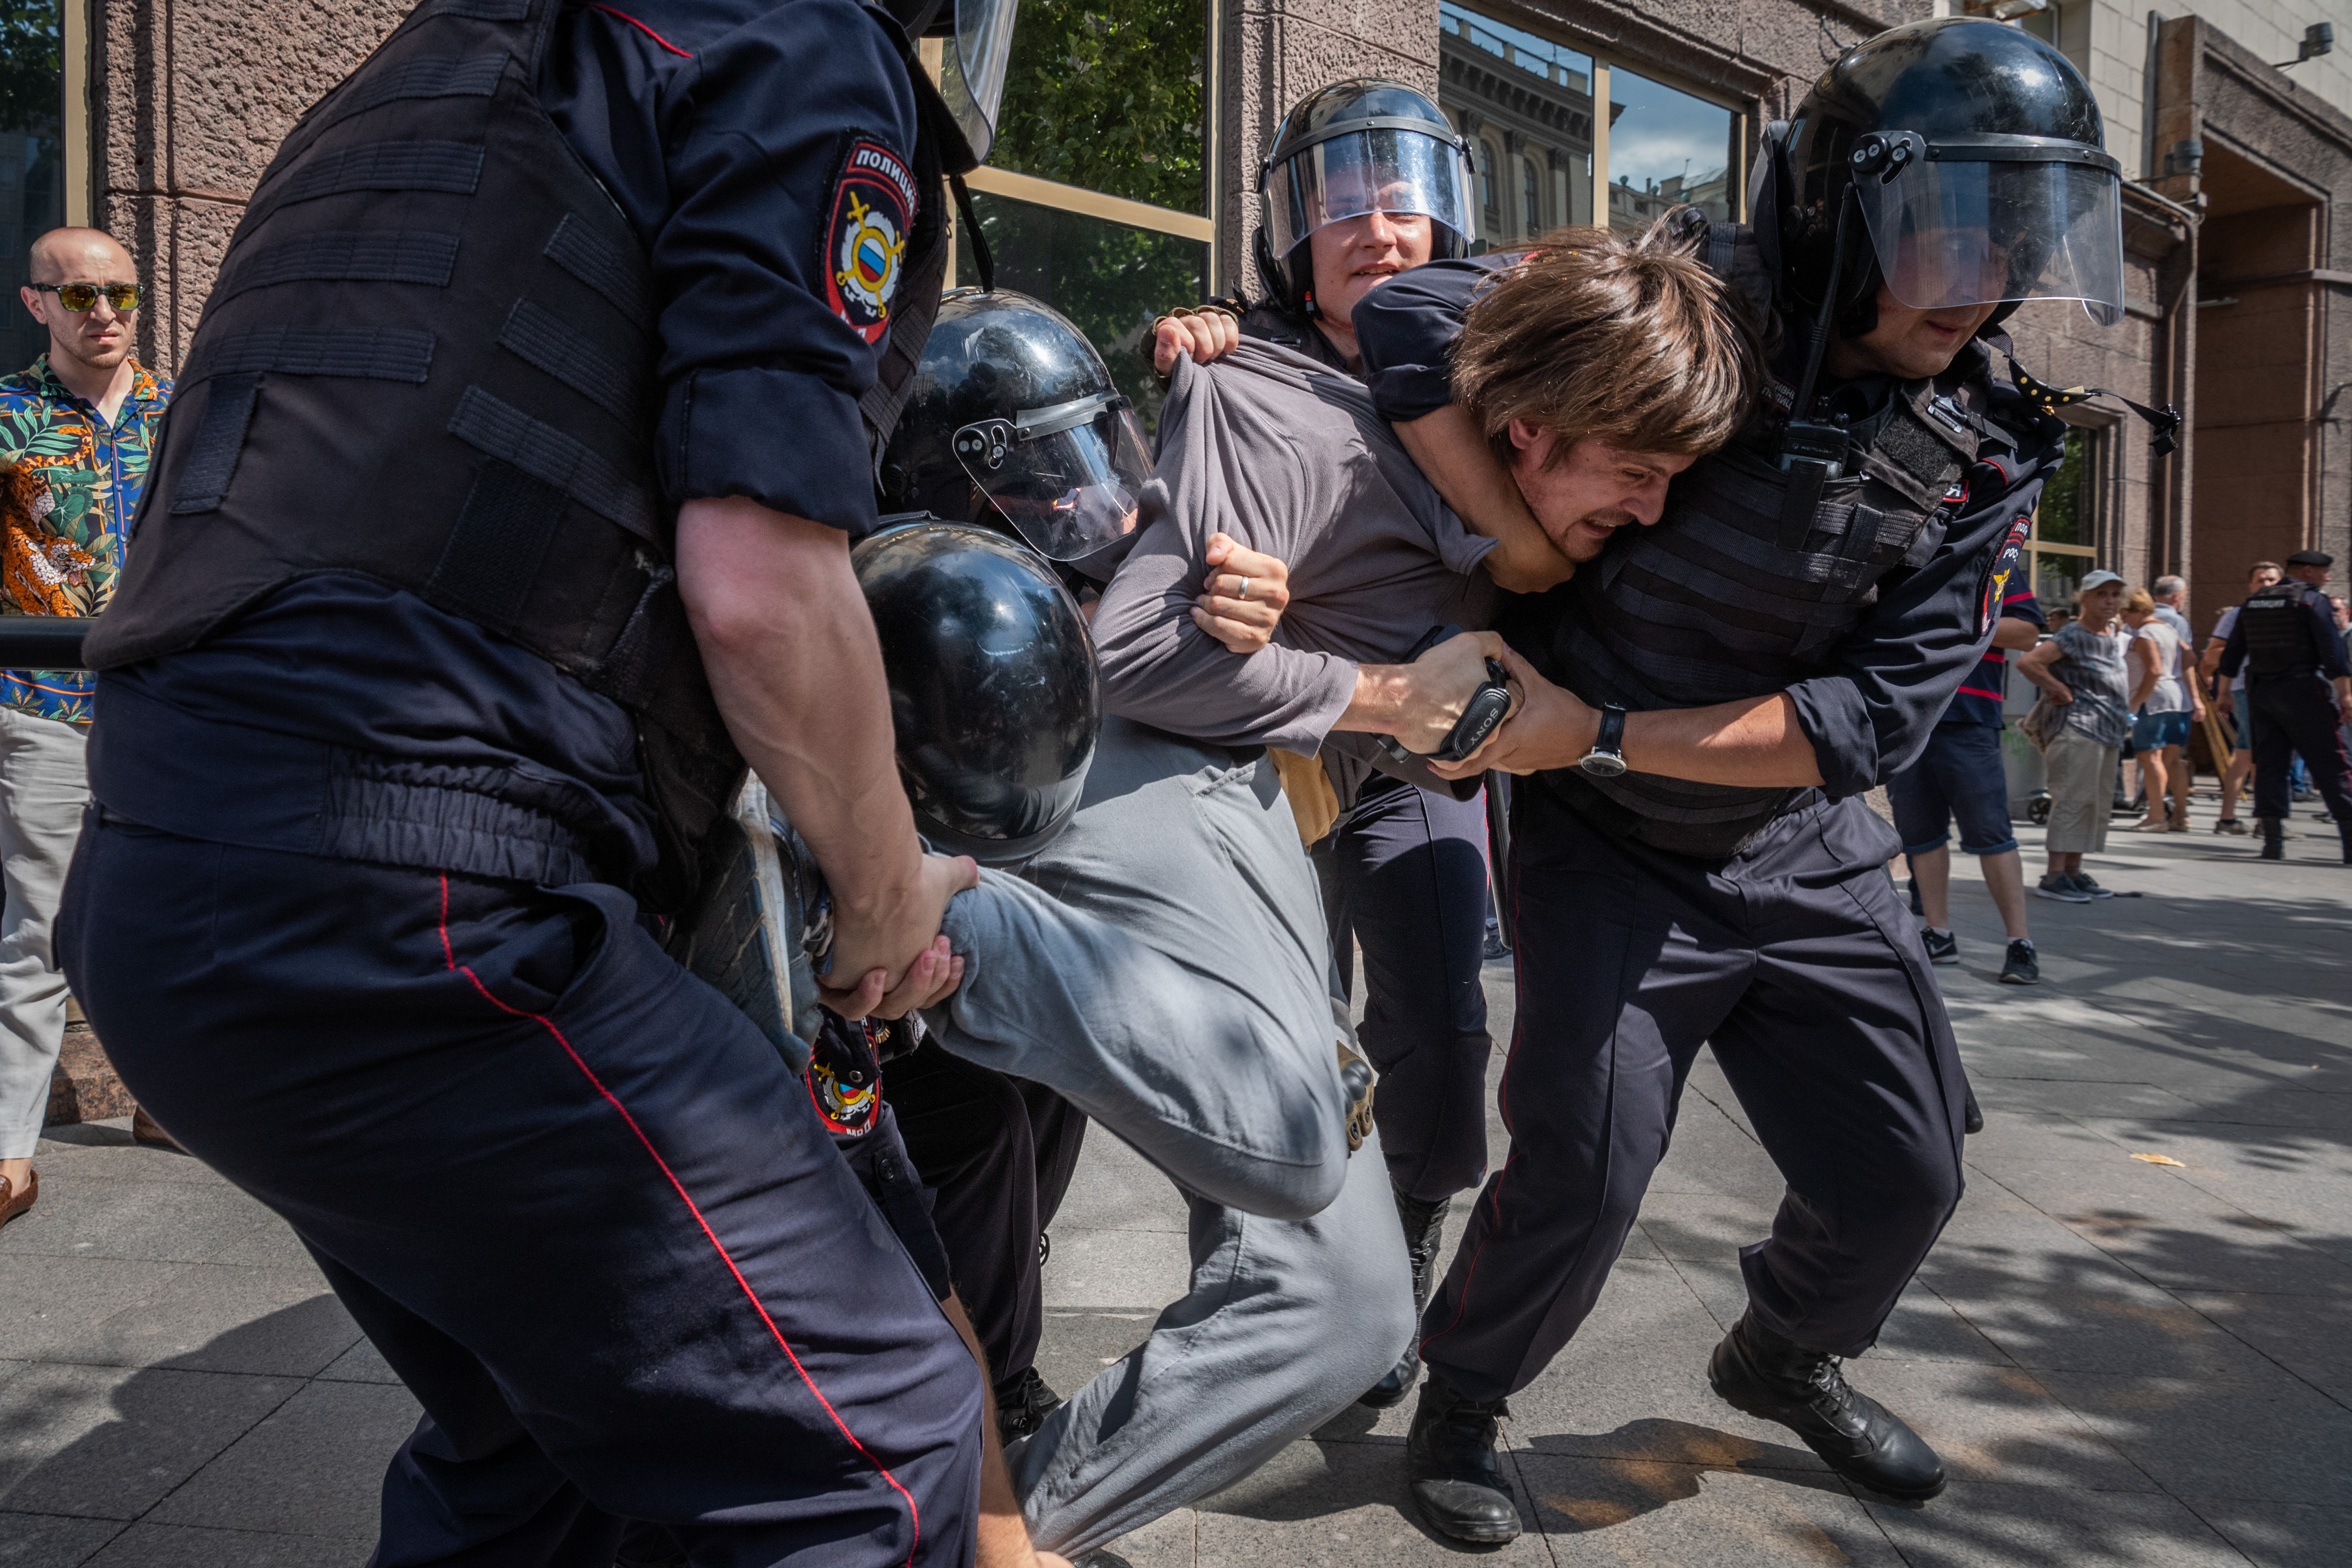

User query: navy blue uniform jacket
[1350,254,2067,797]
[91,0,917,885]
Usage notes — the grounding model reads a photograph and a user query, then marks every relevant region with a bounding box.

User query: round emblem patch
[822,137,919,346]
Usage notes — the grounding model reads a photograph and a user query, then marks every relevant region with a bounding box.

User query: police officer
[56,3,1068,1564]
[1153,81,1515,1408]
[1349,18,2139,1540]
[2217,548,2352,861]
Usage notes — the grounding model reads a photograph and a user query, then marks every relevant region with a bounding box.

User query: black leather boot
[1708,1312,1946,1501]
[1406,1372,1521,1542]
[2260,816,2285,860]
[995,1366,1063,1447]
[1360,1187,1451,1408]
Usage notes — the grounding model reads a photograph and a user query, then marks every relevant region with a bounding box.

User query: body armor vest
[1516,223,1990,858]
[2238,582,2321,679]
[88,0,949,911]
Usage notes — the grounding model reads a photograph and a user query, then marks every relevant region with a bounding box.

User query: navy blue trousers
[2248,675,2352,822]
[58,817,982,1568]
[1315,773,1494,1204]
[1420,788,1965,1402]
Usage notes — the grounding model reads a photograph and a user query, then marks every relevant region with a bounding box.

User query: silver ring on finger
[1235,576,1250,602]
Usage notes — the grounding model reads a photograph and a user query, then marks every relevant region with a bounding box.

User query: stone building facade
[45,0,2352,624]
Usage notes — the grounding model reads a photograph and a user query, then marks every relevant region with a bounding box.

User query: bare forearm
[678,498,922,927]
[1623,693,1826,788]
[1393,405,1574,594]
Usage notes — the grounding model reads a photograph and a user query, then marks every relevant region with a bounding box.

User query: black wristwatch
[1578,704,1629,777]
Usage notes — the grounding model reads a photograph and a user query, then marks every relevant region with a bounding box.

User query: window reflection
[1606,65,1736,230]
[1439,1,1594,247]
[0,0,63,373]
[957,191,1207,435]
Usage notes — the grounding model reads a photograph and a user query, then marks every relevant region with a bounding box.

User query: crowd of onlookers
[1897,552,2352,988]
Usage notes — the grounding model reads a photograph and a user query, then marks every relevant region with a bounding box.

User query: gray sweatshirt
[1089,339,1500,807]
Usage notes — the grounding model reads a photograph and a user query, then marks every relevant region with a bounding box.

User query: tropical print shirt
[0,354,172,723]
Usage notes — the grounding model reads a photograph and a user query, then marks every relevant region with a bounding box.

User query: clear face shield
[1261,126,1475,260]
[1850,132,2126,327]
[938,0,1021,164]
[951,390,1154,560]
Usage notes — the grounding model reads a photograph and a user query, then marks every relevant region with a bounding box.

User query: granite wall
[95,0,408,376]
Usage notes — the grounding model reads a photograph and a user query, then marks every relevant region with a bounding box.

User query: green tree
[990,0,1205,215]
[0,0,60,136]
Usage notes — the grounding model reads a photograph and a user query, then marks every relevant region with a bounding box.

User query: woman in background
[2019,571,2138,899]
[2122,587,2203,831]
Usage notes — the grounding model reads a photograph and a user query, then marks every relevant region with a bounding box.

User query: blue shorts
[2132,710,2192,750]
[1888,723,2019,857]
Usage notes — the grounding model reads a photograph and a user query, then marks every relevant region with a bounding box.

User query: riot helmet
[1254,79,1475,315]
[853,521,1100,865]
[879,0,1023,167]
[1778,16,2123,336]
[876,288,1153,564]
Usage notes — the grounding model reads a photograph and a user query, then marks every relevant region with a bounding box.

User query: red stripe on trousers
[437,876,921,1563]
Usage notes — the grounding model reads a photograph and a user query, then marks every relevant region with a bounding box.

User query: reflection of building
[1607,166,1727,230]
[1437,8,1602,245]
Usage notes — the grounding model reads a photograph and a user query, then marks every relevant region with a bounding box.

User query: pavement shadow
[0,1302,344,1521]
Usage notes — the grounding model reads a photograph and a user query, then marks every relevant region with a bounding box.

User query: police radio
[1377,623,1514,766]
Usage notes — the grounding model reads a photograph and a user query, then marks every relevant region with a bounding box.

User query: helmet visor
[952,390,1153,560]
[941,0,1020,164]
[1854,137,2126,327]
[1262,127,1475,259]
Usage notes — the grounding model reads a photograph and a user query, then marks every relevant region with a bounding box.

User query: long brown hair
[1452,214,1761,466]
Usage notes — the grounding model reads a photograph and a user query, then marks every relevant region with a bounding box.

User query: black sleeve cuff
[1366,362,1459,423]
[658,366,876,531]
[1786,675,1883,798]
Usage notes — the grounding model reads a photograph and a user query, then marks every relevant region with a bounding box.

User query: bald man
[0,228,174,1223]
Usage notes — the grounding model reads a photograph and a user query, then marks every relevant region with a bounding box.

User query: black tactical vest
[1516,223,1993,858]
[2238,582,2321,679]
[89,0,948,911]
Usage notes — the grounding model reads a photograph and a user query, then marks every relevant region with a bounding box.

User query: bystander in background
[2123,588,2202,831]
[2020,570,2135,901]
[1891,572,2044,983]
[0,228,173,1227]
[2204,560,2284,834]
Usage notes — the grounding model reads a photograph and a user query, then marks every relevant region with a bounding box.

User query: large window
[1439,1,1740,250]
[1,0,64,375]
[1605,65,1739,232]
[2032,426,2102,613]
[945,1,1211,430]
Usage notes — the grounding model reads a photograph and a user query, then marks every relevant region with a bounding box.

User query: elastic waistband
[89,680,608,886]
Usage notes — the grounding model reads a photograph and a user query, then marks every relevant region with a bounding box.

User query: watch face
[1579,752,1628,778]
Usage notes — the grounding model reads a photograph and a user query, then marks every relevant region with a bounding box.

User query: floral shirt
[0,355,172,723]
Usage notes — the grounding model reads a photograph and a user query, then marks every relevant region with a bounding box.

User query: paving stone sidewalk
[4,791,2349,1565]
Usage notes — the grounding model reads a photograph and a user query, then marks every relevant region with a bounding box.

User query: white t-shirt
[2210,607,2241,695]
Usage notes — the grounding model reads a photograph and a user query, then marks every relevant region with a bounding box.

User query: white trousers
[0,708,89,1159]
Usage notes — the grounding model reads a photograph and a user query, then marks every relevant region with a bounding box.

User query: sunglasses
[32,283,144,312]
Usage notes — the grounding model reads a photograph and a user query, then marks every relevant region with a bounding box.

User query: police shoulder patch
[821,133,918,346]
[1979,514,2031,638]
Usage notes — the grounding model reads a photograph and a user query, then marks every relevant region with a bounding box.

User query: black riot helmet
[1253,78,1475,315]
[1775,16,2124,338]
[876,287,1154,566]
[853,522,1100,865]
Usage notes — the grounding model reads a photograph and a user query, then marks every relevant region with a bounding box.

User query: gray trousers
[0,709,87,1160]
[930,719,1414,1554]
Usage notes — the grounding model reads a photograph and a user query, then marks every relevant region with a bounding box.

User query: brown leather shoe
[131,1105,183,1151]
[0,1169,36,1226]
